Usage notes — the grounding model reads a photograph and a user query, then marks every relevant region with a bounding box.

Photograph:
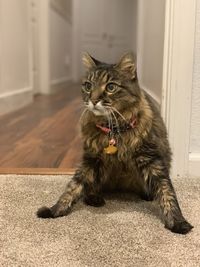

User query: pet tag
[104,144,118,154]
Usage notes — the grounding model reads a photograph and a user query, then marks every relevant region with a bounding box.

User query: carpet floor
[0,174,200,267]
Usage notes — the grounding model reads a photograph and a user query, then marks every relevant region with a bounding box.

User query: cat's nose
[91,99,99,105]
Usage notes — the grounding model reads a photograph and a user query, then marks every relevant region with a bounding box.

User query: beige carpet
[0,174,200,267]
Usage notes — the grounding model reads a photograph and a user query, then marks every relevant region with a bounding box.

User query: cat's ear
[116,53,137,79]
[82,52,100,69]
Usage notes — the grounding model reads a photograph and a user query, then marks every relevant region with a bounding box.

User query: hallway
[0,84,82,170]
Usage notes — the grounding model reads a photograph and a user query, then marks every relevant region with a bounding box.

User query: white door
[75,0,134,78]
[80,0,106,61]
[30,0,39,94]
[105,0,134,63]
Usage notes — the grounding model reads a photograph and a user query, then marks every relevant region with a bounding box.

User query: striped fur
[37,53,193,234]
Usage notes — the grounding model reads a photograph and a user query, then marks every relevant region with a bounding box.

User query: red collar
[96,116,137,134]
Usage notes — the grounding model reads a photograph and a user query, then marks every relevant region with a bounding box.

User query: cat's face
[81,53,140,117]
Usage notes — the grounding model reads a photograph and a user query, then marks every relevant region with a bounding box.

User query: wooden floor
[0,84,83,171]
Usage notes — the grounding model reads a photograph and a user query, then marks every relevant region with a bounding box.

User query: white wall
[0,0,33,114]
[49,1,72,87]
[190,0,200,153]
[132,0,138,56]
[137,0,165,104]
[0,0,73,115]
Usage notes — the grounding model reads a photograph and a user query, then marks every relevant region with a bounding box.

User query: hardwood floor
[0,84,83,171]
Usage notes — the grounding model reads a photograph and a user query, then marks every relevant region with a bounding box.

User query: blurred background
[0,0,165,169]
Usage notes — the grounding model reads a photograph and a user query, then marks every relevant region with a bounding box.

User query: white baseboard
[0,87,33,115]
[189,153,200,177]
[139,83,161,106]
[50,76,71,86]
[50,77,72,94]
[0,87,32,99]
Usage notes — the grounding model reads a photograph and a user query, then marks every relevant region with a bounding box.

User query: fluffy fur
[37,53,193,234]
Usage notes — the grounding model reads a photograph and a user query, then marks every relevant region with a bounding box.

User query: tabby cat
[37,53,193,234]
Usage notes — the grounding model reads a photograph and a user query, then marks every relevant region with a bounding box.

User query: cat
[37,53,193,234]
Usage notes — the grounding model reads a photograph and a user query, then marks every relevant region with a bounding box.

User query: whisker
[106,106,127,122]
[110,110,119,130]
[109,109,123,140]
[79,108,88,123]
[105,111,111,130]
[104,103,112,107]
[111,107,127,122]
[105,108,122,141]
[108,110,114,132]
[110,110,119,128]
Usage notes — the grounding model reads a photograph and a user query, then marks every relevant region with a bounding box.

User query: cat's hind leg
[37,170,83,218]
[136,158,193,234]
[84,194,105,207]
[84,175,105,207]
[81,155,106,207]
[151,175,193,234]
[139,191,154,201]
[83,169,105,207]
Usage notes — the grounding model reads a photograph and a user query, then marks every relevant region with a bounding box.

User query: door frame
[31,0,50,94]
[40,0,198,175]
[161,0,197,178]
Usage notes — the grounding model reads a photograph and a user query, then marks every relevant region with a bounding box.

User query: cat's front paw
[166,220,193,234]
[37,203,71,218]
[139,192,154,201]
[84,194,106,207]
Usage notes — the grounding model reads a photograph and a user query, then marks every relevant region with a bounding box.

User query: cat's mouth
[86,100,109,116]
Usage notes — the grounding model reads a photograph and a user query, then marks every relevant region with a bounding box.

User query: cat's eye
[82,81,92,93]
[106,83,118,93]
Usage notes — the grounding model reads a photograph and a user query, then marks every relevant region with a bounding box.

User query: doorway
[76,0,135,66]
[72,0,165,105]
[0,0,166,173]
[0,0,196,178]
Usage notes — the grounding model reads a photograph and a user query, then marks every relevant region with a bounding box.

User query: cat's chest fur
[83,128,143,192]
[84,129,134,159]
[101,153,141,190]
